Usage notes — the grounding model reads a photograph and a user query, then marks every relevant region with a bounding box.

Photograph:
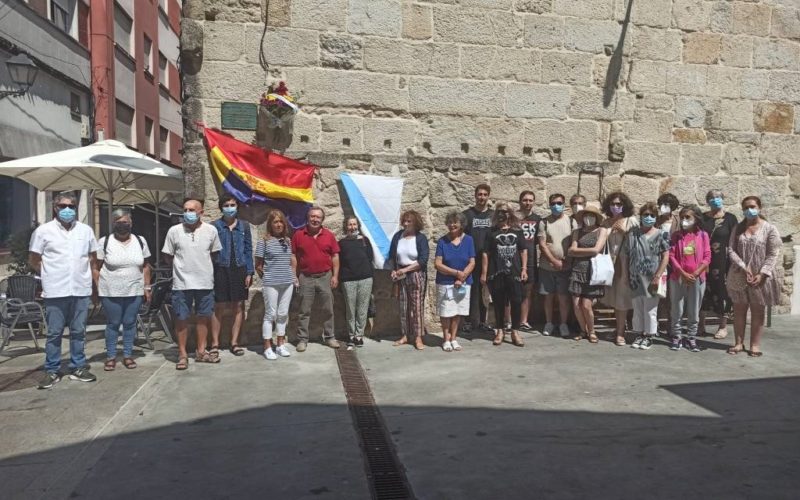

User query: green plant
[7,225,37,275]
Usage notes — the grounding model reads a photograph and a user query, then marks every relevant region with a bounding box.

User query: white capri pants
[263,283,294,339]
[632,295,660,335]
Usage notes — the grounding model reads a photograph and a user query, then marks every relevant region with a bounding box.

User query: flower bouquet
[259,81,299,129]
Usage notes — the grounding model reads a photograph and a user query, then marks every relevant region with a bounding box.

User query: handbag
[367,294,376,318]
[590,239,615,286]
[656,274,668,298]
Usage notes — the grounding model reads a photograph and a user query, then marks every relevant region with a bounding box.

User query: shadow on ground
[1,376,798,500]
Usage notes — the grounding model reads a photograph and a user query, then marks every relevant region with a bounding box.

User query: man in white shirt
[28,192,98,389]
[162,198,222,370]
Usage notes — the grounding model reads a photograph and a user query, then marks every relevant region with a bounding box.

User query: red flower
[275,81,289,95]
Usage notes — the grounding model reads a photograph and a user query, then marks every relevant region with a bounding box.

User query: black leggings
[490,274,523,329]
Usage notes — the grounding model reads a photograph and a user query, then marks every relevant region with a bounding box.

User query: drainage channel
[335,349,415,500]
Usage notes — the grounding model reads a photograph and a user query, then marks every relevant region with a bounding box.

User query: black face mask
[497,211,508,222]
[113,222,132,236]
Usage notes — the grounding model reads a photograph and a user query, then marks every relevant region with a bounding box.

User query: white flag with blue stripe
[340,173,403,269]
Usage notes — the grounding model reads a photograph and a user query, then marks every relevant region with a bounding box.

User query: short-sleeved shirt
[29,220,98,298]
[537,215,576,272]
[485,227,526,280]
[97,235,151,297]
[435,234,475,285]
[162,222,222,290]
[519,212,541,279]
[291,227,340,275]
[463,207,494,255]
[255,237,295,286]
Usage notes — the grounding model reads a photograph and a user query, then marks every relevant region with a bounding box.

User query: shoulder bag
[590,232,615,286]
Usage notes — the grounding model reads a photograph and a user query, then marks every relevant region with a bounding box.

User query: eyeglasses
[56,204,76,209]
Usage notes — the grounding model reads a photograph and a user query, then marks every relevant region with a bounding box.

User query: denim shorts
[538,269,571,295]
[171,289,215,320]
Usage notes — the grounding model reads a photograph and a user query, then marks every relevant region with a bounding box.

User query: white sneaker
[559,324,571,338]
[543,323,555,336]
[442,341,453,352]
[275,344,291,357]
[451,340,462,351]
[264,348,277,360]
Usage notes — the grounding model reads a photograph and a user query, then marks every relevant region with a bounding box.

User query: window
[115,101,135,147]
[50,0,70,32]
[144,117,155,155]
[113,4,133,55]
[143,35,153,74]
[78,1,89,47]
[158,52,168,87]
[70,92,81,117]
[159,126,169,160]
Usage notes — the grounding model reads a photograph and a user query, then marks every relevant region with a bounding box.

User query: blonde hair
[266,209,289,239]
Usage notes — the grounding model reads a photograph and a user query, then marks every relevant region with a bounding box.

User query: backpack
[102,235,147,267]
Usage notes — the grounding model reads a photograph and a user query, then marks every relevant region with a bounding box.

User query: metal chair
[136,279,174,349]
[0,275,44,354]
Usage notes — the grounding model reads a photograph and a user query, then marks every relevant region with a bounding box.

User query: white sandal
[714,327,728,339]
[451,340,462,351]
[442,340,453,352]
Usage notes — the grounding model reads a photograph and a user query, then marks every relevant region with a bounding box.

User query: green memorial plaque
[221,102,257,130]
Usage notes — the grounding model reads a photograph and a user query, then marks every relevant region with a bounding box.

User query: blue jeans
[43,296,90,373]
[101,296,143,358]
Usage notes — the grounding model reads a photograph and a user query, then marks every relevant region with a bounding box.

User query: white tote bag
[590,241,615,286]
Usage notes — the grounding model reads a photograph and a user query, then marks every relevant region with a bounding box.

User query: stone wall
[182,0,800,322]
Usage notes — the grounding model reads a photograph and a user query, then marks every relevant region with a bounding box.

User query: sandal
[588,333,599,344]
[208,346,221,363]
[727,344,745,355]
[104,359,116,371]
[230,344,245,356]
[414,339,425,351]
[122,358,137,369]
[393,337,408,347]
[615,336,627,346]
[748,349,763,357]
[493,330,504,346]
[713,328,729,340]
[195,351,217,363]
[511,332,525,347]
[176,357,189,370]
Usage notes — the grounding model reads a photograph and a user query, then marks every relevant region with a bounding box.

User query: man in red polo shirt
[291,206,341,351]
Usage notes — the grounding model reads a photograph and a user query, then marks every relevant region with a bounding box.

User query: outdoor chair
[0,275,44,354]
[136,279,174,349]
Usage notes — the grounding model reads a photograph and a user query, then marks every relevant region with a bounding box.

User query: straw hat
[575,205,604,225]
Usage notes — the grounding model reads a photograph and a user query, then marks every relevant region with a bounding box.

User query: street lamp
[0,53,39,100]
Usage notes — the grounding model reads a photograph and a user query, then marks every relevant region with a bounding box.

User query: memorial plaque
[221,102,258,130]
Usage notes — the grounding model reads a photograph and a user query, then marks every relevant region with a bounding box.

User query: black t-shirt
[519,212,541,280]
[338,236,375,282]
[484,227,526,280]
[463,207,494,254]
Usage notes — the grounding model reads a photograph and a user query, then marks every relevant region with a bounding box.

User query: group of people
[28,182,782,387]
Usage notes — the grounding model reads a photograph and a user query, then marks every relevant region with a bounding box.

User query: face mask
[497,211,508,222]
[681,219,694,229]
[550,204,564,216]
[583,215,596,227]
[708,197,723,209]
[222,206,237,218]
[113,222,131,235]
[610,205,624,216]
[659,205,671,215]
[744,208,759,219]
[641,215,656,227]
[183,211,199,224]
[57,207,76,223]
[572,204,585,214]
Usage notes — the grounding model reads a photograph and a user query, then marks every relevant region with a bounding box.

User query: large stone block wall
[182,0,800,322]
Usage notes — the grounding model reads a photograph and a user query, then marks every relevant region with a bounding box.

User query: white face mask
[659,205,671,215]
[573,204,585,214]
[681,219,694,229]
[583,215,596,227]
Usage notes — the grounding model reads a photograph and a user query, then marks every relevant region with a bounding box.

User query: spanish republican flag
[203,128,315,228]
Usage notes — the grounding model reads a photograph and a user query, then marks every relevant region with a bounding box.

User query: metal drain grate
[335,349,415,500]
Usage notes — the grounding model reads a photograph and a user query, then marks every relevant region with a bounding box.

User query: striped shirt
[255,237,295,286]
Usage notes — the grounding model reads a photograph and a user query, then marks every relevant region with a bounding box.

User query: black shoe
[354,337,364,348]
[347,337,355,348]
[38,372,61,390]
[69,367,97,383]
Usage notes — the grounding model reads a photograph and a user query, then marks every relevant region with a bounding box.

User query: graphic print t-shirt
[520,213,541,281]
[485,227,526,280]
[462,207,494,256]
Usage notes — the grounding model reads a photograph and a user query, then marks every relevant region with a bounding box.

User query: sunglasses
[550,202,564,206]
[610,201,623,207]
[56,204,76,209]
[641,213,655,217]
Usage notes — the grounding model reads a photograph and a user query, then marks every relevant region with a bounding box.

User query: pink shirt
[669,230,711,282]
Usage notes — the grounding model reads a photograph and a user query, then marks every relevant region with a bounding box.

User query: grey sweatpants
[342,277,373,340]
[669,279,706,339]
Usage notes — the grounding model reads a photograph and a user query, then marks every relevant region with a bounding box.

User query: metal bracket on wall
[577,163,606,202]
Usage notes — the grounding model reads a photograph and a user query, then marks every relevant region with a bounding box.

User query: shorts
[538,268,570,295]
[171,289,215,320]
[437,284,471,318]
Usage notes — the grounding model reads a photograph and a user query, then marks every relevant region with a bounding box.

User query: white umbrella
[0,140,183,232]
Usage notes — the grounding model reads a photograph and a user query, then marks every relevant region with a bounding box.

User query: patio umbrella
[0,140,183,232]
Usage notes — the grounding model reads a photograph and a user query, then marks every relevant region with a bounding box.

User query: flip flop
[727,344,745,355]
[748,350,763,357]
[176,357,189,370]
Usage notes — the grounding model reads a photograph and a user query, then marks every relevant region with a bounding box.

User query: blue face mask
[222,206,238,218]
[744,208,759,219]
[550,203,564,216]
[641,215,656,227]
[183,211,199,224]
[709,197,723,209]
[57,207,76,223]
